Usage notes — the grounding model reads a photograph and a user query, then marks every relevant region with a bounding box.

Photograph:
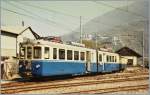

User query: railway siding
[1,67,149,94]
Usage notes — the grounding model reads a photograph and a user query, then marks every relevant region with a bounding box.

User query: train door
[86,51,91,72]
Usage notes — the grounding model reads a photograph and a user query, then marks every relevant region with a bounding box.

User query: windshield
[34,46,41,59]
[20,47,25,59]
[27,47,32,59]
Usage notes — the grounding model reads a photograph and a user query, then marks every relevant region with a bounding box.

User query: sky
[1,0,135,37]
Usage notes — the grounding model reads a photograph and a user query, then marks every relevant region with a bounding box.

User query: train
[18,39,126,77]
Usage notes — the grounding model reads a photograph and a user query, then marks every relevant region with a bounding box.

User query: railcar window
[110,56,112,62]
[44,47,49,59]
[112,56,114,62]
[20,47,25,59]
[114,56,117,62]
[53,48,57,59]
[67,50,72,60]
[99,54,102,62]
[59,49,65,59]
[34,47,41,59]
[107,55,109,62]
[74,51,79,60]
[80,52,85,61]
[27,47,32,59]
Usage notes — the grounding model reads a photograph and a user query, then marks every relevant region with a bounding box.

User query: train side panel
[31,60,86,77]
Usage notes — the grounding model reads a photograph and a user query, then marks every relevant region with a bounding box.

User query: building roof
[115,47,142,57]
[1,26,40,39]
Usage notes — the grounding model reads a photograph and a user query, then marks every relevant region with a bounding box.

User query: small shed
[115,47,142,66]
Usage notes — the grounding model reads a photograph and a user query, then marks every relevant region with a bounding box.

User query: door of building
[127,59,133,66]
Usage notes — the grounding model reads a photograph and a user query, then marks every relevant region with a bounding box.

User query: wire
[3,1,76,33]
[16,1,79,19]
[15,1,80,26]
[15,1,127,33]
[93,1,146,19]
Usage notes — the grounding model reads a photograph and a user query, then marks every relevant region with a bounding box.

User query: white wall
[120,56,138,66]
[1,35,17,57]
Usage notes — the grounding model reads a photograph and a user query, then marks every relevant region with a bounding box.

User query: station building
[116,47,142,66]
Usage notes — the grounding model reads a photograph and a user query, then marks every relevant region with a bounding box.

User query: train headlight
[19,65,22,68]
[36,64,40,68]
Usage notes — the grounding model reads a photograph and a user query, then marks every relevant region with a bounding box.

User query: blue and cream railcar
[19,40,94,77]
[19,40,126,77]
[90,50,125,73]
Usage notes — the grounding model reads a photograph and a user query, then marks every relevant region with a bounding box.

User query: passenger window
[67,50,72,60]
[107,55,109,62]
[99,54,102,62]
[53,48,57,59]
[114,56,117,62]
[59,49,65,59]
[44,47,49,59]
[80,52,85,61]
[74,51,79,60]
[110,56,112,62]
[27,47,32,59]
[34,47,41,59]
[112,56,114,62]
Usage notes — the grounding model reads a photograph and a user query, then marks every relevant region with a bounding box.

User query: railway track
[2,72,148,88]
[64,84,148,94]
[1,76,148,94]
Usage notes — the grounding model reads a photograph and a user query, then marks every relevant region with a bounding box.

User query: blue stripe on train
[31,60,126,77]
[31,60,86,76]
[90,63,126,73]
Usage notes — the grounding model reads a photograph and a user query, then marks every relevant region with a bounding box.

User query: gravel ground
[19,79,148,94]
[17,67,149,94]
[3,66,149,94]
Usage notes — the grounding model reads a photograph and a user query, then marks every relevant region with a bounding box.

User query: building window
[34,47,41,59]
[27,47,32,59]
[99,54,102,62]
[53,48,57,59]
[74,51,79,60]
[80,52,85,61]
[44,47,49,59]
[67,50,72,60]
[59,49,65,59]
[20,47,25,59]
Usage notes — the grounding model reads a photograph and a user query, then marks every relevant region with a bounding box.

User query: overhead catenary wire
[3,1,77,34]
[16,1,122,31]
[15,1,80,25]
[93,1,146,19]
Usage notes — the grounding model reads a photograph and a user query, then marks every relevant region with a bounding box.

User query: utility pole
[80,16,82,44]
[95,33,99,72]
[142,29,145,67]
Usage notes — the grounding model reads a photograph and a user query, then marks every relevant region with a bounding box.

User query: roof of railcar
[21,40,119,55]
